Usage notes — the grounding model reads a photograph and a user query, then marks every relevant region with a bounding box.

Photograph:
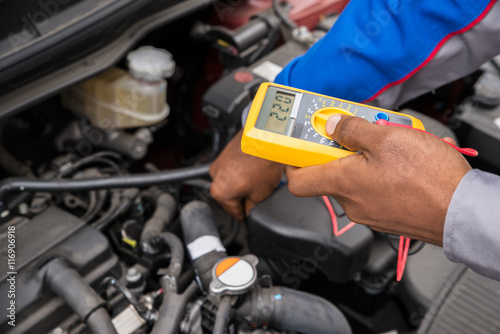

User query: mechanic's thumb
[325,115,342,136]
[325,114,377,153]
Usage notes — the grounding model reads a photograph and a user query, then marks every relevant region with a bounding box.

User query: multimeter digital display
[264,92,295,134]
[242,83,425,167]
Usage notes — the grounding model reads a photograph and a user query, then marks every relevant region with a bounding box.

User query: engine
[1,1,500,334]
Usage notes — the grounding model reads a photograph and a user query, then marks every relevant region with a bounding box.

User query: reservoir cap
[127,46,175,81]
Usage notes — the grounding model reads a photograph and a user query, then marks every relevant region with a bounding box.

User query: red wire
[322,196,356,237]
[397,236,411,281]
[321,195,411,281]
[397,236,404,281]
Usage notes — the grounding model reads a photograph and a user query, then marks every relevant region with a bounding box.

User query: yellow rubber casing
[241,83,425,167]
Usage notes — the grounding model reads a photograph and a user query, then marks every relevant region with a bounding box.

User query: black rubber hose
[140,193,177,254]
[181,201,221,244]
[271,288,351,334]
[42,258,117,334]
[238,286,351,334]
[182,178,212,191]
[222,218,240,248]
[81,191,97,221]
[180,201,227,290]
[90,191,120,228]
[94,200,130,230]
[82,189,107,224]
[213,296,232,334]
[210,128,222,161]
[86,308,118,334]
[83,157,123,175]
[154,232,185,280]
[91,188,139,230]
[150,280,199,334]
[0,164,211,215]
[195,252,227,291]
[57,151,122,178]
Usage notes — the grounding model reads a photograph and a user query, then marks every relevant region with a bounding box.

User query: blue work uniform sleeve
[444,170,500,281]
[275,0,498,109]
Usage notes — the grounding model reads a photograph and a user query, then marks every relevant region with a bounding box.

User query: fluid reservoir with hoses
[62,46,175,129]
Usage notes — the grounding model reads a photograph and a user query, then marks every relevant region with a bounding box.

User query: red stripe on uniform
[362,0,497,104]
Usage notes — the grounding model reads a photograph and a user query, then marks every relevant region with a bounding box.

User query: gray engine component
[56,120,153,160]
[0,206,120,333]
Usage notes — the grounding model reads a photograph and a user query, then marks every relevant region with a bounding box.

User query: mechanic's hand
[210,129,285,222]
[286,115,472,246]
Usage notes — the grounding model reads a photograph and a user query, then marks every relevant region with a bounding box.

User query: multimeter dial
[242,83,425,167]
[253,85,413,150]
[311,107,354,138]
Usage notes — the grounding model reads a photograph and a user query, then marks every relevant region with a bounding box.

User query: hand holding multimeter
[241,83,476,167]
[241,83,476,279]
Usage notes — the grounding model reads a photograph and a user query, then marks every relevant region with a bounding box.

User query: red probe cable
[375,119,478,157]
[322,194,413,280]
[397,236,411,281]
[322,196,356,236]
[322,194,414,281]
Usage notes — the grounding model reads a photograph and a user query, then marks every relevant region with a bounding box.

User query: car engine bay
[1,1,500,334]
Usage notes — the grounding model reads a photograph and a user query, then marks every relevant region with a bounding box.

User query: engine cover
[247,185,373,283]
[0,207,119,333]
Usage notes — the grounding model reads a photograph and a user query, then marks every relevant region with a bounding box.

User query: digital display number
[265,92,295,134]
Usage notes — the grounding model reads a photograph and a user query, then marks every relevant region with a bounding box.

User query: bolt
[18,203,29,215]
[127,267,142,283]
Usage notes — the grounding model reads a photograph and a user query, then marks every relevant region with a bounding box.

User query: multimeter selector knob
[311,107,354,138]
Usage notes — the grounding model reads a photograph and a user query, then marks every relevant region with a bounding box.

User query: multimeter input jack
[375,112,390,121]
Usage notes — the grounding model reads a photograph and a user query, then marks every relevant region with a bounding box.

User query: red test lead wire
[322,196,356,237]
[322,194,409,281]
[397,236,411,281]
[375,119,478,157]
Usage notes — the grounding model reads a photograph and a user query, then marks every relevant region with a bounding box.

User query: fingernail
[326,115,342,136]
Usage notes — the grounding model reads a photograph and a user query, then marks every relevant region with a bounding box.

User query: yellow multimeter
[241,83,425,167]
